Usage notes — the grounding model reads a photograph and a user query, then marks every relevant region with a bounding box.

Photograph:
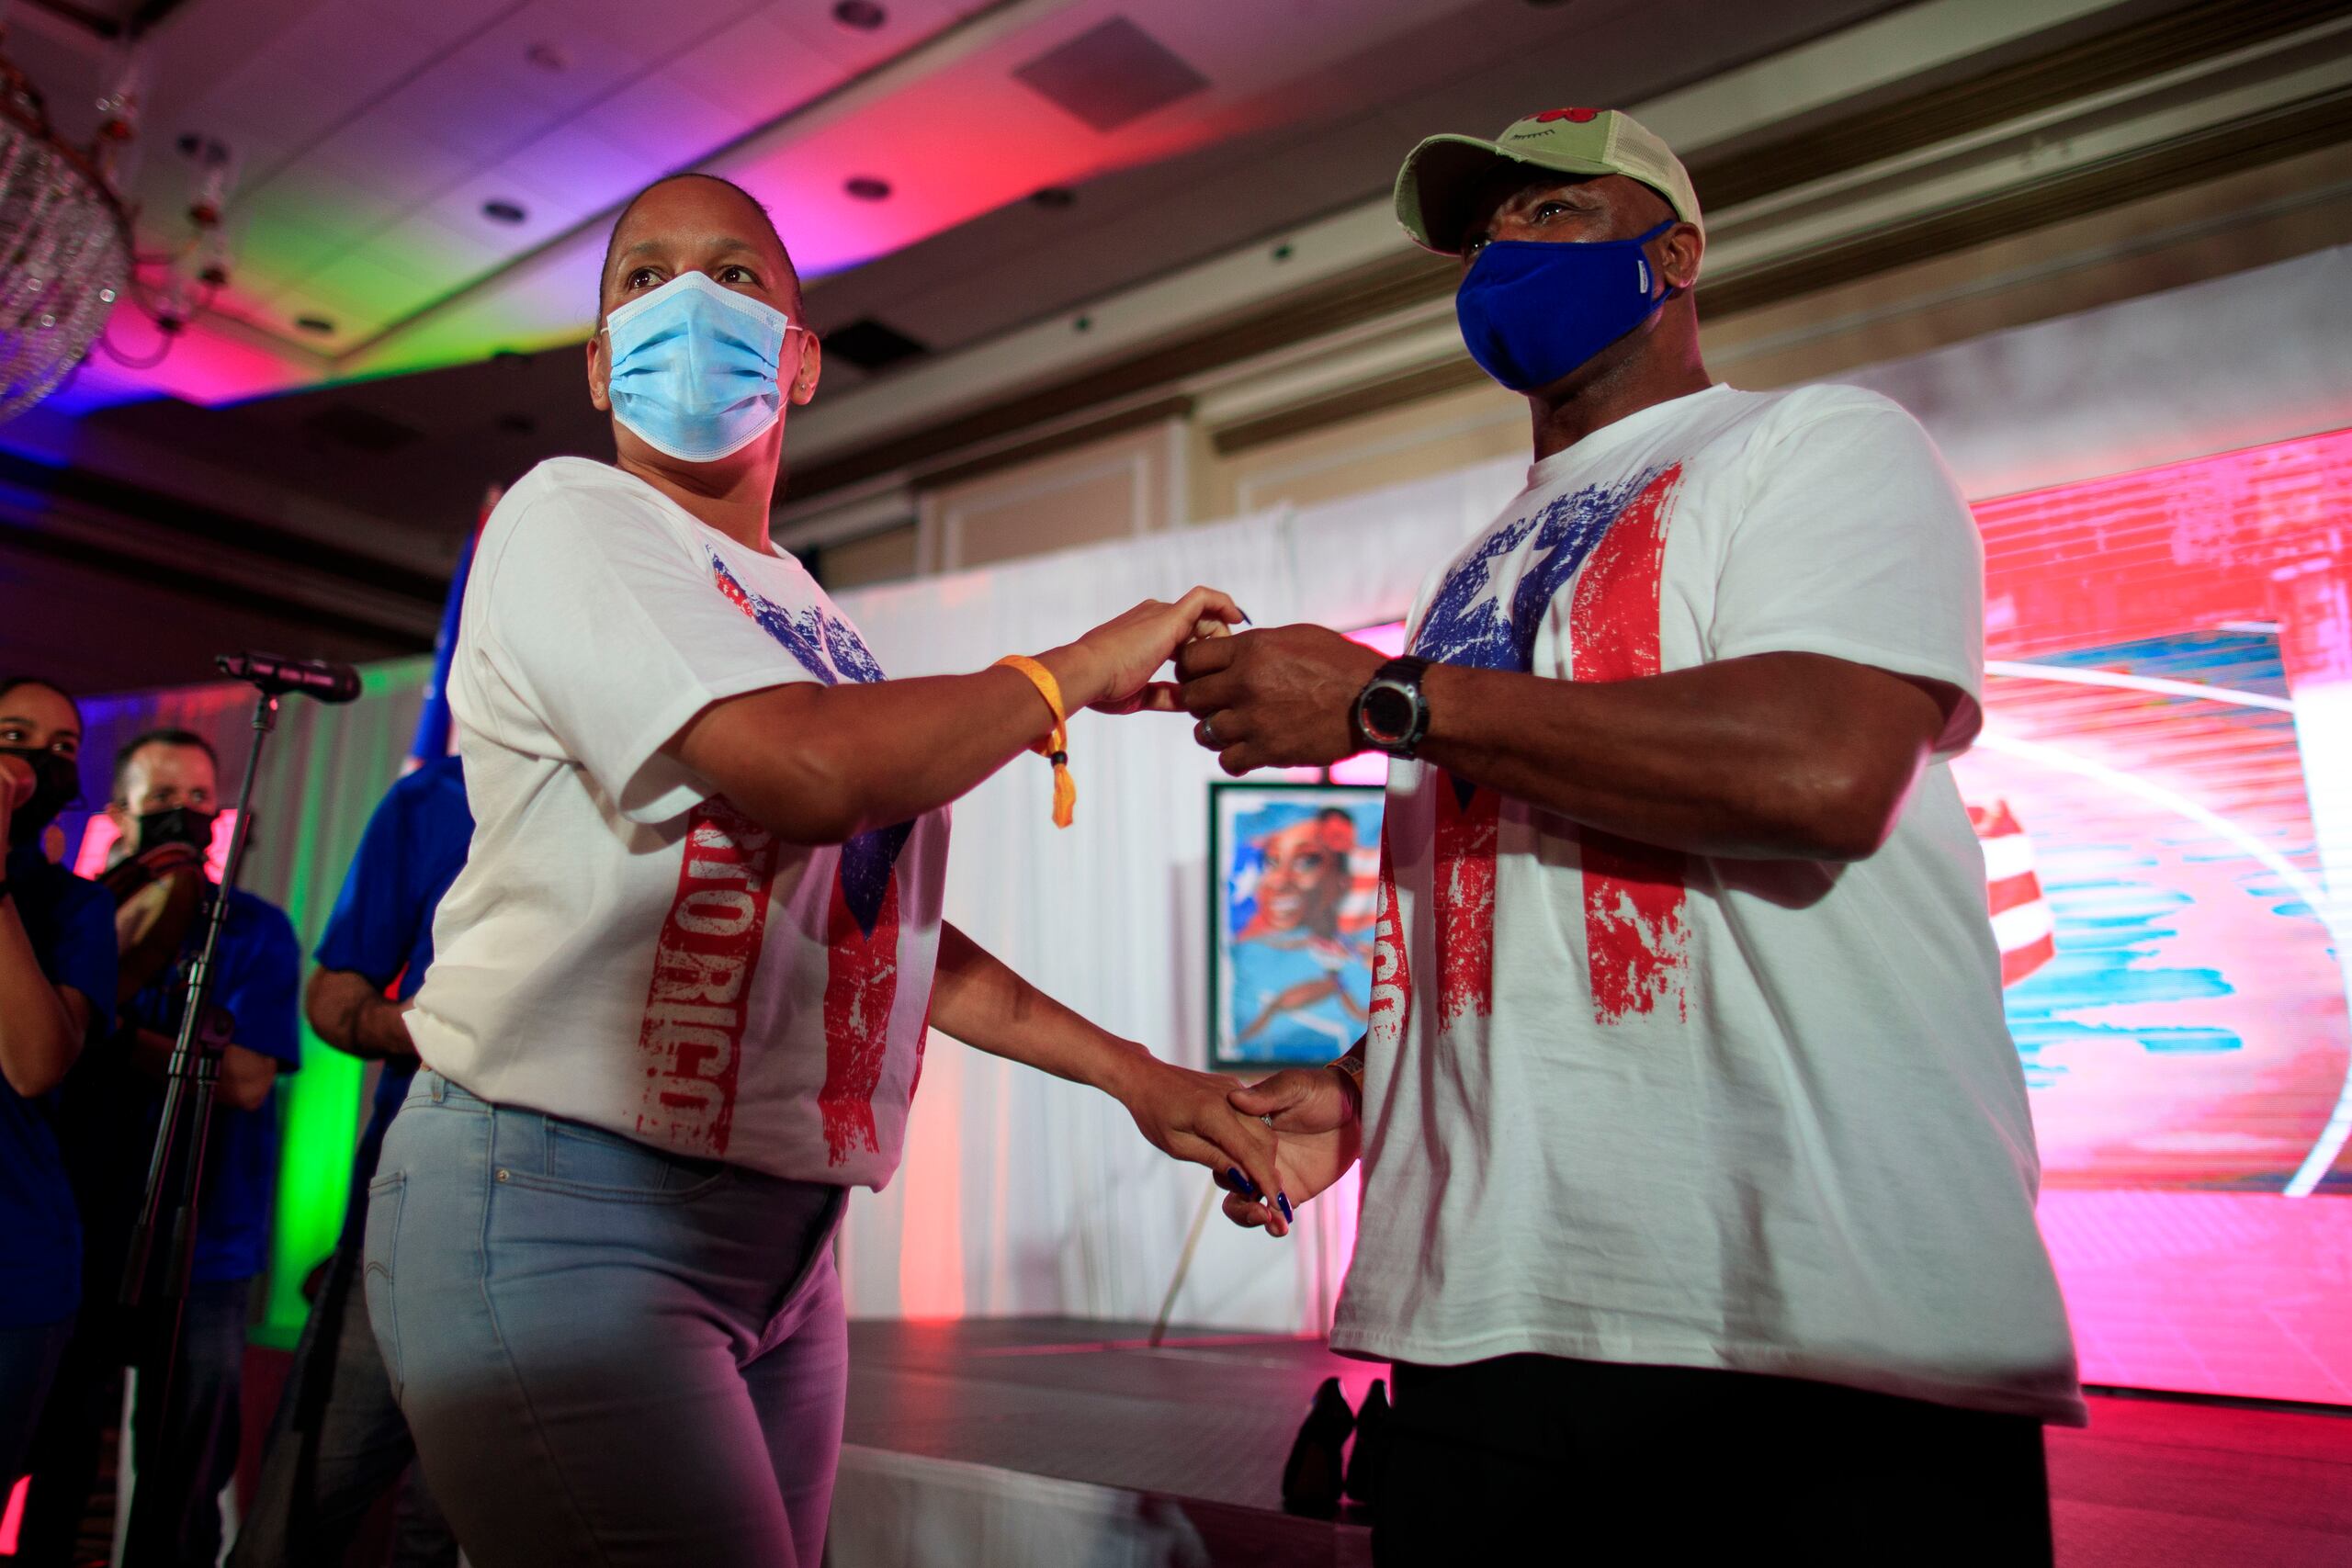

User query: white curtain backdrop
[829,460,1523,1331]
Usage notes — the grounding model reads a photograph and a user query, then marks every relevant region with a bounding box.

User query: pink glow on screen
[1951,428,2352,1404]
[72,810,239,883]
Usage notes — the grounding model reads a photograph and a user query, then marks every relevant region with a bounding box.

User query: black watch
[1352,656,1431,759]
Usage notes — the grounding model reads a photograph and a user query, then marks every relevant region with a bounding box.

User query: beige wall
[919,420,1184,571]
[1705,141,2352,390]
[818,521,921,590]
[1197,379,1527,519]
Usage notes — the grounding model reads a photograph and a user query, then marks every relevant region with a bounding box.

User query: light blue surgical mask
[603,269,798,462]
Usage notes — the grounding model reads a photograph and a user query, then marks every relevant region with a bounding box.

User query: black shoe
[1282,1376,1357,1516]
[1342,1376,1389,1505]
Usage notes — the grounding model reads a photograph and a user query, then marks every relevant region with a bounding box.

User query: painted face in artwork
[1253,813,1354,936]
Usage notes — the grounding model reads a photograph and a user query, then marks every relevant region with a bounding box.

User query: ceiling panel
[673,10,846,129]
[452,0,653,118]
[201,1,451,167]
[368,48,576,170]
[300,108,484,214]
[299,243,447,331]
[438,164,603,263]
[487,124,672,221]
[576,69,763,175]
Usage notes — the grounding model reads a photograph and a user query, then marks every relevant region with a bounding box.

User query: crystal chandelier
[0,43,131,420]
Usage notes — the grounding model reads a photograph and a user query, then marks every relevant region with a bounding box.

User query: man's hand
[1216,1065,1361,1230]
[1174,626,1384,774]
[1115,1058,1292,1236]
[1229,1064,1359,1134]
[1059,587,1246,716]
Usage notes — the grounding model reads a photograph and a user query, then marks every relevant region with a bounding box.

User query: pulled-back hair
[0,676,79,728]
[596,173,802,323]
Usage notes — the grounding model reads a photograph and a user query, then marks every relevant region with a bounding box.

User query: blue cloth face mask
[603,269,798,462]
[1453,219,1679,393]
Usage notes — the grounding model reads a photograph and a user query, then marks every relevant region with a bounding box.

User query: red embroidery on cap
[1535,107,1600,123]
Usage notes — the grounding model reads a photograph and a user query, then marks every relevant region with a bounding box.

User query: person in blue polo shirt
[231,752,469,1568]
[0,677,116,1485]
[17,728,301,1568]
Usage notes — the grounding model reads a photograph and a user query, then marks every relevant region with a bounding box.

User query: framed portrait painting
[1207,781,1385,1072]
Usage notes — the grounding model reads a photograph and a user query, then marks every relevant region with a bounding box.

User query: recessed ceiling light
[526,41,569,72]
[1030,186,1075,210]
[481,198,528,224]
[833,1,887,30]
[294,314,335,335]
[843,175,891,202]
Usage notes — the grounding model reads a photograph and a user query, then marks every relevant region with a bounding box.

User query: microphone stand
[118,682,280,1562]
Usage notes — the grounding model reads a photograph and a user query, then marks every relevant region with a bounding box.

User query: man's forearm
[1413,652,1941,862]
[306,968,416,1060]
[928,923,1149,1102]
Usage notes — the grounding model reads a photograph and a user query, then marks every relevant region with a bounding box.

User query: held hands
[1175,626,1384,775]
[1058,587,1246,716]
[1216,1066,1362,1230]
[1117,1055,1294,1236]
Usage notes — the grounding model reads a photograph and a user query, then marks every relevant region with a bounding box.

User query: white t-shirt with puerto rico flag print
[1329,383,2086,1425]
[409,457,948,1190]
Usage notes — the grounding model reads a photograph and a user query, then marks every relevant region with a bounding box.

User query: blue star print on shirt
[1410,467,1667,672]
[712,555,907,937]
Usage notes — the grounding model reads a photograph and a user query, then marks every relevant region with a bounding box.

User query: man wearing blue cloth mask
[1182,110,2077,1564]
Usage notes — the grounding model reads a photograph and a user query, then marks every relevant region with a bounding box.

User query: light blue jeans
[365,1071,847,1568]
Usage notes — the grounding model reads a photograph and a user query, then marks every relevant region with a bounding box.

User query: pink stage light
[71,809,239,884]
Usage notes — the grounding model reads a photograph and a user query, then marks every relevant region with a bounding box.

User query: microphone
[216,652,363,705]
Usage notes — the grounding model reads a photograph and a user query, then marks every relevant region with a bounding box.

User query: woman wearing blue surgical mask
[366,173,1288,1568]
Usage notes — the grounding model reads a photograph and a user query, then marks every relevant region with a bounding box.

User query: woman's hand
[1053,587,1244,716]
[1216,1065,1361,1229]
[1115,1057,1291,1236]
[1218,1120,1360,1231]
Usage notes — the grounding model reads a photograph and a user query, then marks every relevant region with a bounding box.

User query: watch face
[1363,684,1415,744]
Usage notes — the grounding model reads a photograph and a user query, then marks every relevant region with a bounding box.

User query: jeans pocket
[507,1117,730,1203]
[361,1170,406,1402]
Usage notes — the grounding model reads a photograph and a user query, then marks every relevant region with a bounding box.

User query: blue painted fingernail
[1277,1193,1294,1223]
[1226,1167,1259,1198]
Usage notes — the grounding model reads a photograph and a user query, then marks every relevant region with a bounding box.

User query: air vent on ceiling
[1013,17,1208,134]
[823,318,930,373]
[303,404,424,455]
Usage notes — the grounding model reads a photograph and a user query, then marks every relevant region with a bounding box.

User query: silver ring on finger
[1198,716,1217,746]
